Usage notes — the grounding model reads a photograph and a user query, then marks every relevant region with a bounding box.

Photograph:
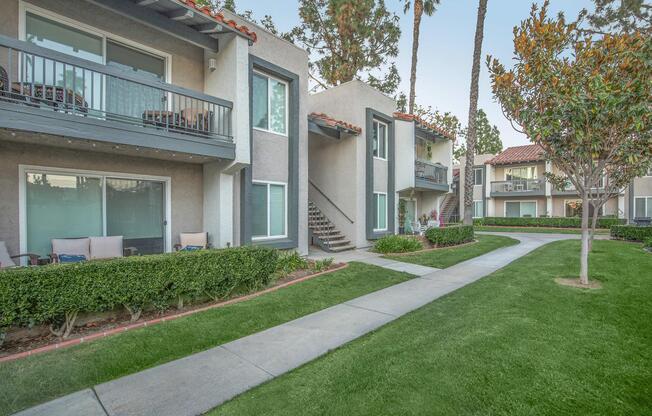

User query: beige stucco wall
[0,139,203,257]
[632,176,652,197]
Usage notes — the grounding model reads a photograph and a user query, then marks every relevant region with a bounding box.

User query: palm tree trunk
[463,0,488,225]
[408,0,424,114]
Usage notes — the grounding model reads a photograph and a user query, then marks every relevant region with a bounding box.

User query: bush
[426,225,474,247]
[373,235,423,254]
[276,251,310,275]
[475,216,624,229]
[0,246,278,341]
[610,225,652,242]
[313,258,334,273]
[644,237,652,249]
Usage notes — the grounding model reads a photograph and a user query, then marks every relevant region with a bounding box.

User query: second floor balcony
[0,35,235,160]
[415,159,449,192]
[490,178,545,196]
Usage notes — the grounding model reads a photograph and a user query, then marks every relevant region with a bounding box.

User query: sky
[236,0,594,148]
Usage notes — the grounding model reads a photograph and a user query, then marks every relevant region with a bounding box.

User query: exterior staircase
[308,201,355,252]
[440,193,460,224]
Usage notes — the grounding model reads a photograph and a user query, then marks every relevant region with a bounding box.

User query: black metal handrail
[309,179,354,224]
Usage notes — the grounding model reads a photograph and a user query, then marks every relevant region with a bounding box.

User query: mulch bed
[0,262,346,362]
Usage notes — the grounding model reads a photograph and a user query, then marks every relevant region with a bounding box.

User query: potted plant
[398,199,407,234]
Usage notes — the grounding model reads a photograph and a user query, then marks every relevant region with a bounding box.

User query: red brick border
[0,263,349,363]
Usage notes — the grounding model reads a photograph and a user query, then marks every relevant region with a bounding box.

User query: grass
[384,234,518,268]
[476,225,610,235]
[212,240,652,416]
[0,262,415,415]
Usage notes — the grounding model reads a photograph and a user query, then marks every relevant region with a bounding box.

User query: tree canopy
[453,109,502,161]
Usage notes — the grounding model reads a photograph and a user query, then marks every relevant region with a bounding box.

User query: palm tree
[463,0,488,225]
[404,0,440,114]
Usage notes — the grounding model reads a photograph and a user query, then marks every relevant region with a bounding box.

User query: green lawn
[212,240,652,416]
[384,234,518,268]
[0,263,414,415]
[476,225,610,234]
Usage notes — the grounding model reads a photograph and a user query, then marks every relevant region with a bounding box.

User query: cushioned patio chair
[174,232,209,251]
[0,241,39,268]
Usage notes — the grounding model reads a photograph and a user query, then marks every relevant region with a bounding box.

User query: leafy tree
[289,0,402,94]
[462,0,488,225]
[412,104,462,139]
[453,109,502,161]
[488,1,652,285]
[403,0,441,113]
[580,0,651,35]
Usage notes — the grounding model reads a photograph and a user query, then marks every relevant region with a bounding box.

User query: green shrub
[475,216,624,228]
[373,235,423,254]
[426,225,474,247]
[0,246,278,340]
[276,251,310,275]
[312,258,334,273]
[643,237,652,249]
[611,225,652,242]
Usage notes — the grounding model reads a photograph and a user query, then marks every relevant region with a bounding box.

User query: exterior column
[618,194,625,219]
[203,161,235,248]
[545,161,553,217]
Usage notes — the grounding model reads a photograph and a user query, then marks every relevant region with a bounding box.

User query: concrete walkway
[16,233,576,416]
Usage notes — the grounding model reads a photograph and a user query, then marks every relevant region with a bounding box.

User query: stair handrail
[308,179,354,224]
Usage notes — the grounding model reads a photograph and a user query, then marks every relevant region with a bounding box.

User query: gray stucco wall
[0,139,203,256]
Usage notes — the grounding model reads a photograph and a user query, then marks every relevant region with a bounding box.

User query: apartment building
[0,0,309,258]
[458,144,652,222]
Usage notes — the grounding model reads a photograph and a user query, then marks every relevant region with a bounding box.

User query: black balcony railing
[491,179,545,194]
[0,35,232,142]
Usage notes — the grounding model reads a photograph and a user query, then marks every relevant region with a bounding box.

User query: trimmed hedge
[373,235,423,254]
[644,237,652,249]
[475,217,624,229]
[610,225,652,242]
[0,246,278,341]
[426,225,474,247]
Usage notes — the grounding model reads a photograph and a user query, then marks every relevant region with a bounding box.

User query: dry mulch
[554,277,603,289]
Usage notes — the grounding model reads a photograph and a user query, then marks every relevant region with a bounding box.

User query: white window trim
[504,165,537,181]
[634,196,652,218]
[18,164,173,255]
[252,71,289,137]
[251,180,288,241]
[372,119,388,161]
[504,200,538,218]
[473,200,484,218]
[473,167,483,186]
[19,1,172,84]
[373,191,388,232]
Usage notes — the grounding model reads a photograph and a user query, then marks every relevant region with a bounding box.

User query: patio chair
[0,241,39,268]
[174,232,209,251]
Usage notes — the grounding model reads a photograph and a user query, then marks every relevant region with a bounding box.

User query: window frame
[373,192,388,231]
[18,164,172,256]
[504,200,538,218]
[473,200,484,218]
[252,70,289,137]
[634,196,652,218]
[473,167,484,186]
[505,166,537,181]
[372,119,388,160]
[251,180,288,241]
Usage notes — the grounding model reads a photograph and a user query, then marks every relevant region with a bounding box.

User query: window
[374,193,388,231]
[634,197,652,218]
[505,166,536,181]
[505,201,537,218]
[565,200,582,217]
[372,120,388,159]
[252,72,287,135]
[473,200,484,218]
[252,182,287,239]
[473,168,483,186]
[24,169,167,257]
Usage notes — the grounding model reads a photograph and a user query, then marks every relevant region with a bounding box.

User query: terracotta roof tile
[176,0,257,42]
[486,144,545,165]
[309,112,362,135]
[393,112,456,141]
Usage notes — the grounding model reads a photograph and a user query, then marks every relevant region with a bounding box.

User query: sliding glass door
[25,170,167,257]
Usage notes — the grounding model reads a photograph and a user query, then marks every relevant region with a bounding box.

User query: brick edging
[0,263,349,363]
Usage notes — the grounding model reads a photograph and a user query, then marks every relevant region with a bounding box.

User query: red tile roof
[309,112,362,135]
[393,112,456,141]
[486,144,545,165]
[176,0,257,42]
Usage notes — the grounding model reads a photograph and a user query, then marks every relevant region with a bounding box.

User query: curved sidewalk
[16,233,575,416]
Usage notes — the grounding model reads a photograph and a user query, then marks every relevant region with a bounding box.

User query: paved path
[16,233,576,416]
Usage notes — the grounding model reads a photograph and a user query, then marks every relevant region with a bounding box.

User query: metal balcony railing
[415,160,448,185]
[491,178,545,194]
[0,35,232,142]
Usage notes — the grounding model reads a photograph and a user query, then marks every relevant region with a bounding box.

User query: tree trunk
[408,0,423,114]
[580,192,590,285]
[589,200,600,252]
[463,0,488,225]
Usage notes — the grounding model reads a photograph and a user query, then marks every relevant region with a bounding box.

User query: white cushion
[51,238,90,260]
[179,232,207,249]
[0,241,15,268]
[90,236,123,259]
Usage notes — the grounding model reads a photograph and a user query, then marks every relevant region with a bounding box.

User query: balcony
[0,35,235,159]
[490,178,545,197]
[415,160,449,192]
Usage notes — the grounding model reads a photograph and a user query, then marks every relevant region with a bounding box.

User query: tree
[403,0,441,113]
[488,1,652,285]
[581,0,651,35]
[453,109,502,161]
[289,0,402,94]
[462,0,488,225]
